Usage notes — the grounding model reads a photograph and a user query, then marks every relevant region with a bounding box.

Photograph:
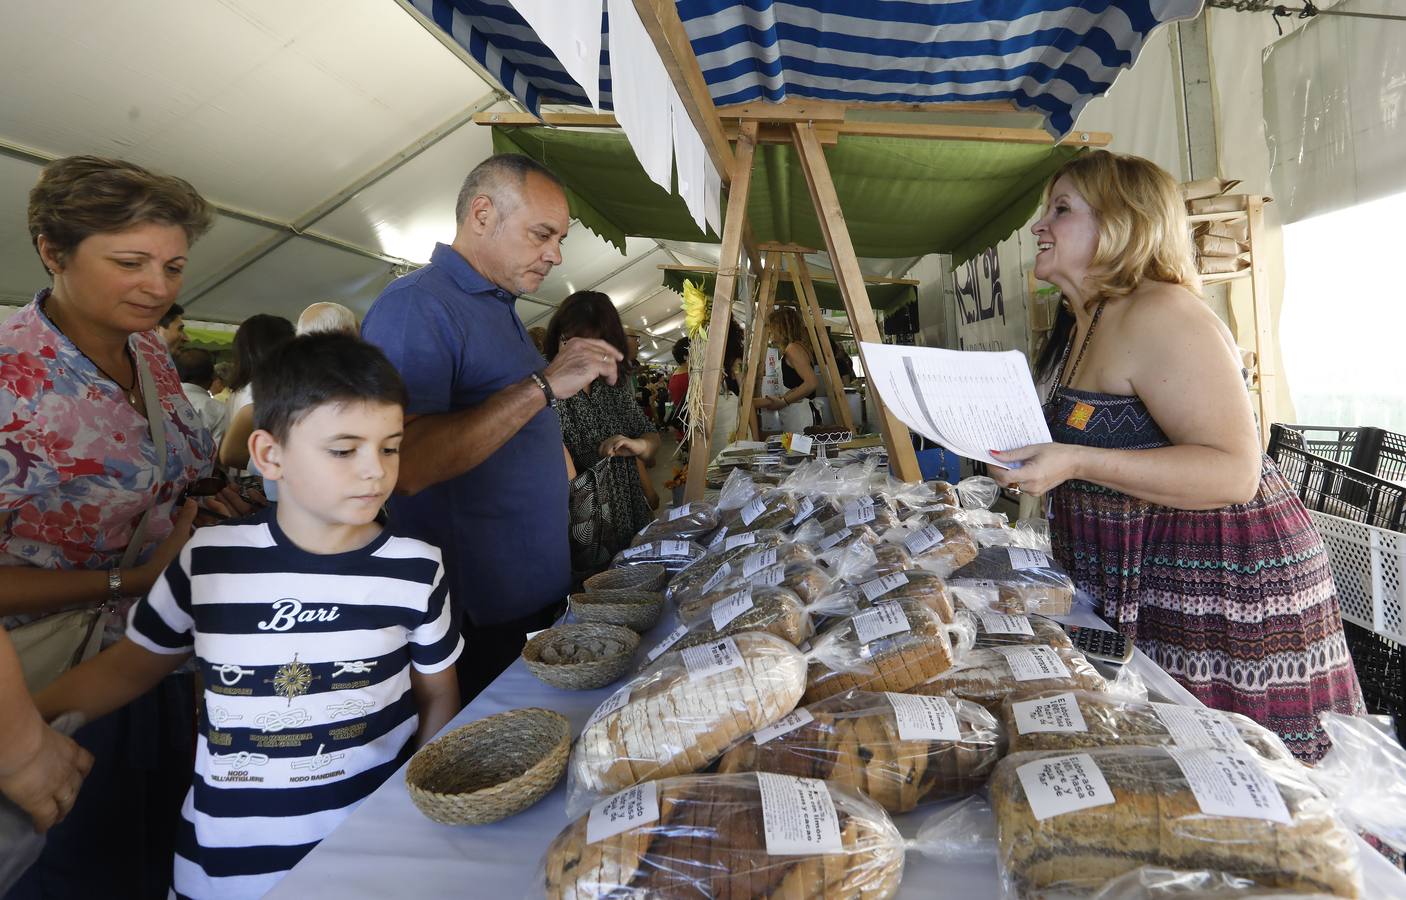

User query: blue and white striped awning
[412,0,1202,137]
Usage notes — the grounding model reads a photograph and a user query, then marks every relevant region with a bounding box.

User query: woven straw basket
[568,590,664,632]
[522,623,638,690]
[405,707,569,825]
[583,563,668,593]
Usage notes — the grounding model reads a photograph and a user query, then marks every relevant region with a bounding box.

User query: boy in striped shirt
[36,333,462,898]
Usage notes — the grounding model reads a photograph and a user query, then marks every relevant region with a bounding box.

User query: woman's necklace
[46,303,141,410]
[1047,299,1108,403]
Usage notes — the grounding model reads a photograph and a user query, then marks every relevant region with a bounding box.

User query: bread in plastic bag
[1000,690,1295,763]
[815,494,900,536]
[719,489,801,534]
[948,546,1075,616]
[989,745,1362,898]
[914,645,1115,711]
[669,586,815,650]
[827,569,956,624]
[633,500,721,544]
[611,538,706,573]
[804,598,974,704]
[888,513,979,576]
[676,554,831,621]
[717,689,1003,812]
[959,608,1074,649]
[665,529,789,601]
[541,772,905,899]
[1091,866,1343,899]
[567,632,807,812]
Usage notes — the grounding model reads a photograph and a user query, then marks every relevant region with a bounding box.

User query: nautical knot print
[255,707,311,733]
[213,663,256,686]
[208,706,243,728]
[325,697,374,720]
[291,743,345,772]
[331,659,376,678]
[211,751,270,768]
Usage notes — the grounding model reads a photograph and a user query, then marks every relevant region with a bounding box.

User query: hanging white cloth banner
[607,0,673,192]
[507,0,604,112]
[669,83,708,232]
[704,156,722,237]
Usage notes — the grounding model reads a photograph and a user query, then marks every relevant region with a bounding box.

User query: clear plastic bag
[669,586,815,649]
[989,746,1362,898]
[718,489,801,535]
[804,598,975,704]
[675,555,831,623]
[566,632,808,814]
[948,546,1076,616]
[540,772,905,900]
[717,467,760,511]
[611,539,706,573]
[999,690,1296,763]
[1307,711,1406,857]
[914,645,1120,712]
[825,569,957,624]
[814,493,901,536]
[717,689,1004,813]
[632,500,721,544]
[956,475,1001,510]
[957,608,1074,650]
[888,513,980,577]
[664,529,789,602]
[1091,866,1343,898]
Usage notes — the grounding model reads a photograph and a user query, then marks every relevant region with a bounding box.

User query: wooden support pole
[791,254,855,433]
[1246,196,1275,446]
[791,122,923,483]
[684,122,758,501]
[734,251,782,443]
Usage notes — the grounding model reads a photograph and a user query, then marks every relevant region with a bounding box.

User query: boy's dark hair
[174,347,215,388]
[253,333,407,442]
[160,303,185,328]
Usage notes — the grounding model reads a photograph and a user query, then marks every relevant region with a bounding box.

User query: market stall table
[269,595,1406,898]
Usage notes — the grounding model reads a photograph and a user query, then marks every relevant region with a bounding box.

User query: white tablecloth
[269,596,1406,899]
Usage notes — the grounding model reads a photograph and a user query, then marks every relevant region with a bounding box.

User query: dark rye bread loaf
[948,546,1075,615]
[718,491,800,535]
[990,747,1361,897]
[677,556,825,622]
[718,690,1003,812]
[664,530,788,602]
[671,588,812,650]
[543,774,904,900]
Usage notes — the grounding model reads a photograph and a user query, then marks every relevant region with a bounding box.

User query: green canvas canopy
[659,268,915,315]
[492,126,1084,266]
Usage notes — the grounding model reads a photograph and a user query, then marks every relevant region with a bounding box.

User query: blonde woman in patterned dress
[990,150,1362,762]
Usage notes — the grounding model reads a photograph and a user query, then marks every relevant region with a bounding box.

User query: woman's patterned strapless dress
[1045,385,1363,762]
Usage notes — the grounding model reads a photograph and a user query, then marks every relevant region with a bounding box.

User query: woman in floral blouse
[3,156,225,898]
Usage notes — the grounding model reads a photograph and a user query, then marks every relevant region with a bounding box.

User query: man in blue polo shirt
[362,154,621,701]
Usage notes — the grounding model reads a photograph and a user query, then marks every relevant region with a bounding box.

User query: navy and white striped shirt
[127,509,462,900]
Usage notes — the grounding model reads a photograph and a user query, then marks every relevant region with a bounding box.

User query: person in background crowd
[990,149,1362,762]
[668,338,689,437]
[174,347,228,446]
[295,300,358,336]
[527,325,548,356]
[547,291,660,557]
[4,155,243,899]
[210,359,233,401]
[156,302,185,353]
[362,153,619,702]
[218,313,294,471]
[828,331,856,386]
[754,306,819,434]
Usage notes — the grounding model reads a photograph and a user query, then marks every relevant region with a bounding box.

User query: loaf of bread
[671,587,812,650]
[914,645,1107,711]
[948,546,1075,616]
[633,500,721,543]
[990,747,1361,897]
[612,539,706,573]
[961,609,1073,649]
[665,530,788,602]
[804,599,965,704]
[1001,690,1295,762]
[543,773,904,900]
[816,496,900,536]
[571,632,807,796]
[719,490,800,535]
[897,515,979,575]
[717,689,1003,812]
[855,570,955,623]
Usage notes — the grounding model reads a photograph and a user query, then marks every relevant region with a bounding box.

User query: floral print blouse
[0,292,216,642]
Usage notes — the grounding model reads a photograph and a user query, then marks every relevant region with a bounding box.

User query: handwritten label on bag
[754,709,814,744]
[818,528,848,551]
[852,601,912,644]
[724,532,758,551]
[860,572,909,602]
[708,526,729,549]
[1008,547,1050,571]
[587,781,660,844]
[741,497,769,526]
[1167,748,1291,824]
[666,503,693,522]
[646,624,688,662]
[976,609,1034,636]
[701,562,733,594]
[711,589,755,630]
[749,564,787,588]
[790,433,814,455]
[681,637,745,681]
[792,497,817,526]
[1010,693,1088,735]
[996,646,1071,682]
[585,687,632,728]
[1153,704,1248,752]
[903,524,945,556]
[743,548,778,578]
[757,773,843,855]
[660,540,691,557]
[844,499,876,527]
[886,692,961,741]
[1017,753,1116,821]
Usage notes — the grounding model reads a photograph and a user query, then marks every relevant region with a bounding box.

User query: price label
[1152,703,1248,752]
[1008,547,1050,571]
[976,609,1034,636]
[646,623,688,661]
[995,646,1071,681]
[587,782,660,844]
[700,562,733,594]
[818,528,848,551]
[708,526,730,549]
[790,433,814,455]
[681,637,745,681]
[754,708,814,744]
[903,524,945,555]
[860,572,909,602]
[585,687,632,728]
[1016,753,1115,821]
[843,498,876,527]
[741,497,769,526]
[660,540,691,557]
[742,548,778,578]
[724,532,758,551]
[791,497,817,526]
[1010,693,1088,735]
[711,589,754,630]
[666,503,693,522]
[886,692,961,741]
[852,600,912,644]
[1167,748,1291,824]
[757,773,842,855]
[749,564,786,587]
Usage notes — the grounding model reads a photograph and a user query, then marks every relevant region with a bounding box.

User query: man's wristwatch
[530,370,558,409]
[107,567,123,609]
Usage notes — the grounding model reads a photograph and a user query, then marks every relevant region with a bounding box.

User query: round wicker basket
[405,707,569,825]
[522,623,639,690]
[568,590,664,632]
[583,564,668,593]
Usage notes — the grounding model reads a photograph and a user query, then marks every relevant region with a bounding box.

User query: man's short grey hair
[455,153,564,225]
[296,301,358,337]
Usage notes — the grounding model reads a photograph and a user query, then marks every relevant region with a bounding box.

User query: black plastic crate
[1272,423,1360,466]
[1355,426,1406,486]
[1343,620,1405,726]
[1269,424,1406,533]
